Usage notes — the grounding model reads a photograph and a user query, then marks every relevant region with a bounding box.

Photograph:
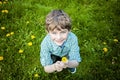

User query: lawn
[0,0,120,80]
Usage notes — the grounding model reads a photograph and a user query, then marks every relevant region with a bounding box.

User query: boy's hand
[59,61,68,68]
[54,60,68,72]
[54,61,63,72]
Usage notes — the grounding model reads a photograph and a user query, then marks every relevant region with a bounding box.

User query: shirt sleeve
[68,35,82,62]
[40,37,53,66]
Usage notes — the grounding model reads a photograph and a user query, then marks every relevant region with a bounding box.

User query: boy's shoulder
[65,32,78,46]
[68,32,78,40]
[43,34,50,40]
[41,34,51,44]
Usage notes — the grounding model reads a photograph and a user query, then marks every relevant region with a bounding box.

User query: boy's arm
[67,34,81,67]
[44,60,79,73]
[44,61,64,73]
[44,64,56,73]
[66,60,79,68]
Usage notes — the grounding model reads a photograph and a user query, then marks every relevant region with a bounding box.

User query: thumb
[60,62,67,68]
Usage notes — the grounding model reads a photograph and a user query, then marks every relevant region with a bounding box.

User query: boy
[40,10,81,73]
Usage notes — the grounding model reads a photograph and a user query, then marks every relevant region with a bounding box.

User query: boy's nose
[56,34,61,40]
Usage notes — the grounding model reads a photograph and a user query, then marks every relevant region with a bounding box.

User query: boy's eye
[51,32,56,34]
[61,31,66,33]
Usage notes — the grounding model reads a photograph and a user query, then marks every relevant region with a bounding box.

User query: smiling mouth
[54,40,64,45]
[56,41,62,43]
[56,40,64,43]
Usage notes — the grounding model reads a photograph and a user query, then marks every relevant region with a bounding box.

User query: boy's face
[49,28,69,46]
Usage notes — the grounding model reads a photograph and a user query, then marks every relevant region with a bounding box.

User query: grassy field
[0,0,120,80]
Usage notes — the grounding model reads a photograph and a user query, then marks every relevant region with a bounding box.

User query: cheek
[50,34,55,40]
[63,34,68,39]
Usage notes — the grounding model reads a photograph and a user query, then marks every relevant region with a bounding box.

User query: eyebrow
[61,29,68,31]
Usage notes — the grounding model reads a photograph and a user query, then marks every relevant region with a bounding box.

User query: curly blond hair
[45,10,71,32]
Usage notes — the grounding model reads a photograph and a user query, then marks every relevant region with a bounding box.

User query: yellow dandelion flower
[0,1,2,5]
[1,27,5,30]
[103,42,106,45]
[1,10,8,13]
[31,35,35,39]
[3,1,7,4]
[113,39,118,43]
[0,56,3,61]
[19,49,24,53]
[26,21,30,24]
[103,48,108,52]
[2,10,5,13]
[4,10,8,13]
[62,57,68,63]
[10,32,14,35]
[34,73,39,77]
[6,33,10,37]
[28,42,32,46]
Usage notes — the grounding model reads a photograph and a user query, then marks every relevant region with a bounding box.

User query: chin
[55,42,63,46]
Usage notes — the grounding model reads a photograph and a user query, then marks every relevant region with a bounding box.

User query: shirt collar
[51,40,66,50]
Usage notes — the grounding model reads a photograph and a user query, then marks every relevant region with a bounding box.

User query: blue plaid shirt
[40,32,81,66]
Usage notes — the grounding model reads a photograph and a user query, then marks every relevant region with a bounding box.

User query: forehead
[48,23,67,31]
[51,28,68,32]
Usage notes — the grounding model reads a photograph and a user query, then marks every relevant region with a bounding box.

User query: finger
[55,63,62,69]
[56,68,63,72]
[56,61,61,64]
[59,62,67,68]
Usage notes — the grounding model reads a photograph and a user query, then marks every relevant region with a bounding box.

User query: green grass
[0,0,120,80]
